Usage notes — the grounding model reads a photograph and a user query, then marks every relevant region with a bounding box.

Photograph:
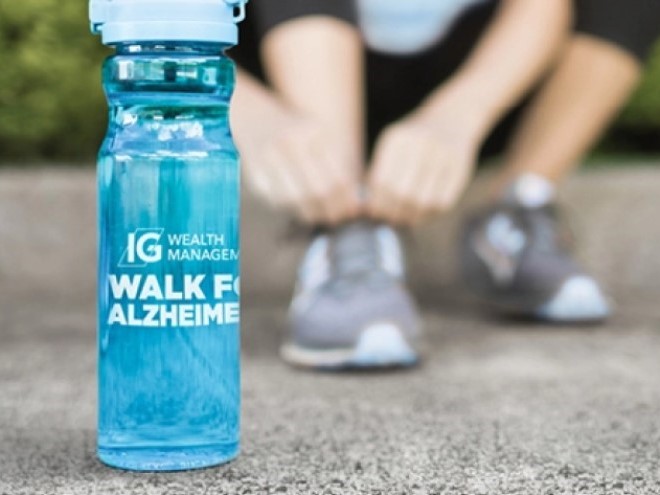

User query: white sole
[281,322,419,370]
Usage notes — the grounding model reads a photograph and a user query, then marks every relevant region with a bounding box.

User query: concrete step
[1,165,659,307]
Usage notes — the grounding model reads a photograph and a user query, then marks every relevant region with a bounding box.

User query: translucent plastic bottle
[91,0,247,471]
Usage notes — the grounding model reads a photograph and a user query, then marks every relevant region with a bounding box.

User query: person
[230,0,660,369]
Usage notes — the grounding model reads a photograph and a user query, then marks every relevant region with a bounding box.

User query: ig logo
[118,229,164,267]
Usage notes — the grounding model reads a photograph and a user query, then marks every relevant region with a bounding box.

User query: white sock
[506,173,556,209]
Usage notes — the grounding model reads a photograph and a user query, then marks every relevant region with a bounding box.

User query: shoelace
[328,221,388,296]
[518,205,574,255]
[332,222,380,276]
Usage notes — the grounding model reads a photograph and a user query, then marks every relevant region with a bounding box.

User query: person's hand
[366,111,482,226]
[241,109,362,226]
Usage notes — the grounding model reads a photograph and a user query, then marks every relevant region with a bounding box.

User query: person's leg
[460,33,626,322]
[461,0,660,322]
[231,2,364,225]
[493,0,659,189]
[286,2,499,369]
[232,2,432,369]
[493,36,641,189]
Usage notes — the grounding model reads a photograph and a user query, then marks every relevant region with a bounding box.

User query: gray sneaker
[282,221,422,369]
[460,197,610,323]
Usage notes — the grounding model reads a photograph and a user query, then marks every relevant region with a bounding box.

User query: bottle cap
[90,0,248,45]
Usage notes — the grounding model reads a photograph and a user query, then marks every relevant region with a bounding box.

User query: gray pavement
[2,166,660,494]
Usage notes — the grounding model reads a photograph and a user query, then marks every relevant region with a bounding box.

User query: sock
[504,173,556,209]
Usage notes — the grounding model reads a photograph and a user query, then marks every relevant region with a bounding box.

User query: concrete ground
[1,165,660,494]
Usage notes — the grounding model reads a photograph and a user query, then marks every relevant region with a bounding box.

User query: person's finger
[268,145,319,223]
[367,130,407,222]
[310,142,362,225]
[408,143,454,223]
[367,167,397,223]
[323,176,361,225]
[257,147,290,208]
[370,131,429,225]
[437,150,474,210]
[245,165,277,207]
[414,160,445,223]
[279,135,333,224]
[279,126,362,226]
[395,140,439,225]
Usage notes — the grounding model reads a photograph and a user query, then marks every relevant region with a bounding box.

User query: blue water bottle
[91,0,246,471]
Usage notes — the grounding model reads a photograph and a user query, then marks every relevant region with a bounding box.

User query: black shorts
[232,0,660,156]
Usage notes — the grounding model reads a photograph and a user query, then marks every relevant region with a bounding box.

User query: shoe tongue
[332,221,380,274]
[504,173,556,209]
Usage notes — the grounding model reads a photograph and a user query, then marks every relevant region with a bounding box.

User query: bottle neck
[115,42,227,56]
[104,42,235,102]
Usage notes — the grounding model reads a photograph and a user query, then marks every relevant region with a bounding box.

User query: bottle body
[97,44,240,471]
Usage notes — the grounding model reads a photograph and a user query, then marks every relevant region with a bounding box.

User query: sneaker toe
[292,281,419,347]
[286,281,421,368]
[351,322,418,367]
[535,275,611,322]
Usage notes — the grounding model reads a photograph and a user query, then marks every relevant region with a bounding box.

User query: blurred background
[2,2,660,494]
[1,0,660,162]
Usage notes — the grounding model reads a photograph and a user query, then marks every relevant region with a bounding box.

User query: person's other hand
[241,109,362,226]
[366,112,481,225]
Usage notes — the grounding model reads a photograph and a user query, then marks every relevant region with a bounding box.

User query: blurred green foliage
[0,3,658,161]
[620,42,660,130]
[0,0,109,160]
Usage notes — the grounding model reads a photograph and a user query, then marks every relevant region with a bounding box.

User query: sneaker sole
[280,322,419,370]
